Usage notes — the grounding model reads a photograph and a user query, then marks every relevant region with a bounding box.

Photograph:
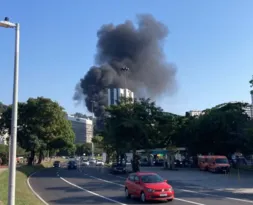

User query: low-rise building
[0,133,8,145]
[66,115,93,144]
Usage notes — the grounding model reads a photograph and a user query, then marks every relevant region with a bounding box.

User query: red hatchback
[124,172,175,202]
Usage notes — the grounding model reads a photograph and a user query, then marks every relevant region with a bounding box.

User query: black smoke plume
[73,14,177,117]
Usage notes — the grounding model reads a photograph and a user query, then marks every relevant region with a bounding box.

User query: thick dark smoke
[73,14,177,117]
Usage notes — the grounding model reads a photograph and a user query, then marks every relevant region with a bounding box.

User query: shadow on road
[29,165,253,204]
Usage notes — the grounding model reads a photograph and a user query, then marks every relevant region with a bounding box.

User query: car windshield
[215,158,228,164]
[141,174,164,183]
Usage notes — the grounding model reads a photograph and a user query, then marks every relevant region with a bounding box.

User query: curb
[26,170,49,205]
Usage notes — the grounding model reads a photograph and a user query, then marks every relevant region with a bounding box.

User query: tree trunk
[28,150,35,166]
[106,151,110,164]
[37,150,44,164]
[116,151,120,164]
[132,149,139,172]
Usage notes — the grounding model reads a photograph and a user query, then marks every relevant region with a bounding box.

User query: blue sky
[1,0,253,115]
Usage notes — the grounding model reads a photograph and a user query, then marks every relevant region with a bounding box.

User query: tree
[0,97,75,165]
[0,102,7,114]
[181,102,252,156]
[75,143,92,156]
[104,97,168,170]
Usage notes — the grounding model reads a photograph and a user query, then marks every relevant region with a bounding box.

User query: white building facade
[244,105,253,119]
[66,115,93,144]
[0,133,8,145]
[187,110,204,117]
[107,88,134,106]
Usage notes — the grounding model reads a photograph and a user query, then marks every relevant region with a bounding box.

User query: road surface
[29,165,253,205]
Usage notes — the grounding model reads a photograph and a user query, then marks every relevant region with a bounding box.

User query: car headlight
[168,187,173,192]
[147,188,154,192]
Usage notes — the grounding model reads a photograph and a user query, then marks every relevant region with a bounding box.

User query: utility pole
[121,66,129,89]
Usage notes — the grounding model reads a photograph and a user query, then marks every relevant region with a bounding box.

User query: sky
[1,0,253,116]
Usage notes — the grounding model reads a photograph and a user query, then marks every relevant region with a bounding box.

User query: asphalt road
[29,165,253,205]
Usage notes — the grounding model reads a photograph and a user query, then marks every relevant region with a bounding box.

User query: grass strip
[0,158,66,205]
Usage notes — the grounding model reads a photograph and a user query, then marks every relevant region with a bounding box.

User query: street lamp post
[91,101,95,158]
[121,66,129,89]
[0,17,20,205]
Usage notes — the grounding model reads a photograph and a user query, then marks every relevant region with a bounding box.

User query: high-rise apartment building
[107,88,134,106]
[66,115,93,144]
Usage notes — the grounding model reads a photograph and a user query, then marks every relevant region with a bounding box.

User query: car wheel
[140,192,146,203]
[167,198,173,202]
[125,188,131,199]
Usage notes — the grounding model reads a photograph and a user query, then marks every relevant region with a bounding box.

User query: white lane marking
[89,175,124,187]
[108,174,126,179]
[180,189,253,204]
[174,198,205,205]
[105,173,253,204]
[27,172,50,205]
[60,177,127,205]
[81,173,205,205]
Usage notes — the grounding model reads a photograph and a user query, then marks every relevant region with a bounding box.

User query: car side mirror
[164,179,168,183]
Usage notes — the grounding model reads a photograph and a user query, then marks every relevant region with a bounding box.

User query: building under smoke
[73,14,177,117]
[66,115,93,144]
[108,88,134,106]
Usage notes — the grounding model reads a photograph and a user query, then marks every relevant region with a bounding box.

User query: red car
[124,172,174,202]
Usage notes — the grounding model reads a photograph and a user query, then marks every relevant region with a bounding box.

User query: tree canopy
[0,97,75,165]
[102,98,170,156]
[0,102,7,114]
[98,99,253,160]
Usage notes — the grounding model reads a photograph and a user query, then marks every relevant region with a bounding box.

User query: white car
[82,160,90,166]
[89,158,96,164]
[96,160,104,166]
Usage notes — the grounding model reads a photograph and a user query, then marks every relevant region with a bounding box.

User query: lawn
[0,165,45,205]
[0,158,66,205]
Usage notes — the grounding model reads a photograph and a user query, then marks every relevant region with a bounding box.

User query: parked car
[96,160,104,166]
[82,160,90,166]
[110,163,127,174]
[89,158,96,165]
[53,161,61,168]
[68,160,77,170]
[124,172,174,202]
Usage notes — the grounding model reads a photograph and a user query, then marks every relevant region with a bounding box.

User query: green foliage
[0,97,75,163]
[104,97,168,155]
[101,99,253,157]
[174,102,253,155]
[0,102,7,114]
[75,143,91,156]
